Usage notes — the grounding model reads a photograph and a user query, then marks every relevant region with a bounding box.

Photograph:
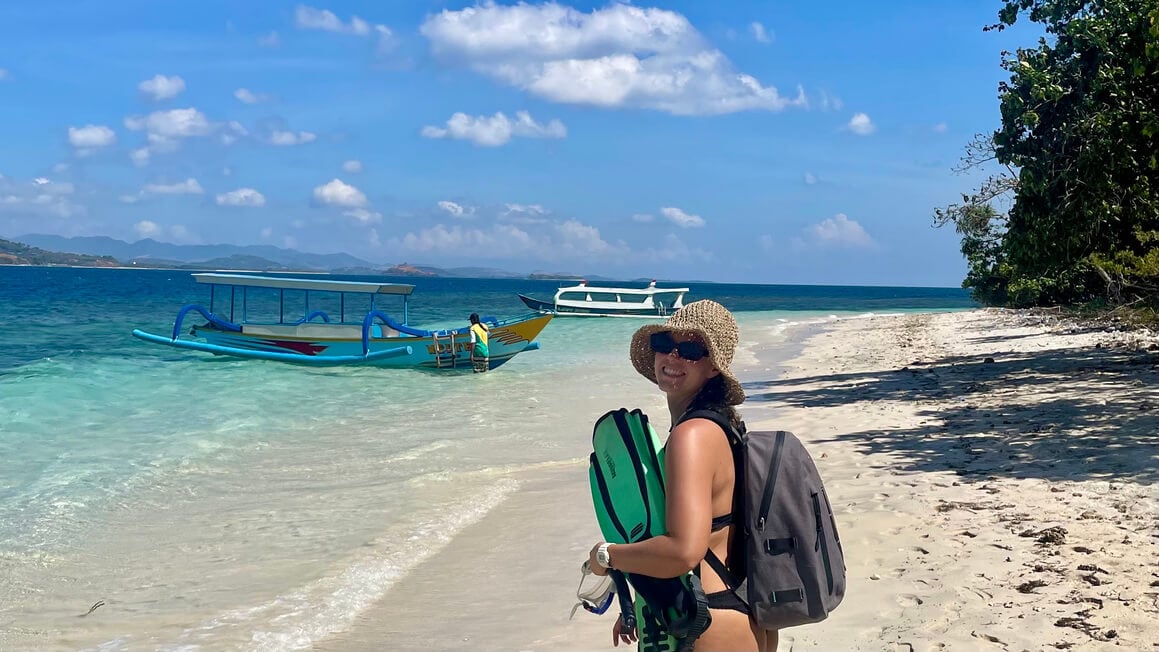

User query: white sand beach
[319,309,1159,652]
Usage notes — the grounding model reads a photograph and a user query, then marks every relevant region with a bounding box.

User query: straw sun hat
[629,299,745,406]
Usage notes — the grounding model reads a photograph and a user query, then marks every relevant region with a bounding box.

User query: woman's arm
[589,419,724,578]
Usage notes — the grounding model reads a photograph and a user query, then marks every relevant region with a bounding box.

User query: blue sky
[0,1,1033,285]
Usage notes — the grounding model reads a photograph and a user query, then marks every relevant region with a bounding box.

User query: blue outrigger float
[132,273,553,370]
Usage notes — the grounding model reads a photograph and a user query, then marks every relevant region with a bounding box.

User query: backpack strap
[676,408,749,604]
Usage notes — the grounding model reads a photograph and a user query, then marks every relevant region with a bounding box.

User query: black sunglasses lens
[650,331,675,354]
[677,342,709,361]
[650,332,708,361]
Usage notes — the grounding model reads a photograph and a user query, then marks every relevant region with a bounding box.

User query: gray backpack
[680,409,846,630]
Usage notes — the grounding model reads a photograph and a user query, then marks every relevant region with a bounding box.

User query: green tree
[940,0,1159,307]
[933,134,1017,304]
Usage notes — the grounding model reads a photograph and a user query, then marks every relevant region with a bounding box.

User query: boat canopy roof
[192,273,416,295]
[556,281,689,296]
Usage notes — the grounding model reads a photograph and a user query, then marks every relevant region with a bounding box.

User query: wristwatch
[596,542,614,569]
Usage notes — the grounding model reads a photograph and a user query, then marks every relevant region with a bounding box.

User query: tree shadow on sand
[743,344,1159,484]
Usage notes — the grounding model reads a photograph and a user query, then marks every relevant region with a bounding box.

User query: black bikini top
[711,512,734,532]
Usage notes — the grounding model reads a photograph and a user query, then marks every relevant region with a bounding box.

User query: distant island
[0,235,632,283]
[0,238,122,267]
[384,263,438,277]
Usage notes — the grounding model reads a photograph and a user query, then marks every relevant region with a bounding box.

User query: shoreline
[316,308,1159,651]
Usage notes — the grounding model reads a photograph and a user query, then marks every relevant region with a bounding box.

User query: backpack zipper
[756,431,787,530]
[823,490,844,562]
[812,493,834,594]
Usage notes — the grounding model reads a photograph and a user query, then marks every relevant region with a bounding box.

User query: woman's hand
[588,543,608,576]
[612,613,638,647]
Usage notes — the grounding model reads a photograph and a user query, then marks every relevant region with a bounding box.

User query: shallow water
[0,267,974,650]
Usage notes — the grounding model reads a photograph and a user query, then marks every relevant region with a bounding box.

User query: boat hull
[134,313,553,370]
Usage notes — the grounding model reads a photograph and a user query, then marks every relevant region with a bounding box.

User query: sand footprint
[896,594,925,607]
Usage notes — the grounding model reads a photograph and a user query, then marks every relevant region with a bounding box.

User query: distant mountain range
[5,234,621,281]
[15,234,375,271]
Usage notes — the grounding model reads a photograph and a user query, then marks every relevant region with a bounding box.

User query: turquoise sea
[0,267,975,651]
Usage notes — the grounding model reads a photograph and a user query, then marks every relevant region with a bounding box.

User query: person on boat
[587,300,778,651]
[468,313,489,373]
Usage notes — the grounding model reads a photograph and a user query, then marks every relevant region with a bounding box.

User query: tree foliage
[938,0,1159,307]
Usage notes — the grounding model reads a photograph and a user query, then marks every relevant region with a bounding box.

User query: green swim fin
[588,408,711,652]
[590,408,667,545]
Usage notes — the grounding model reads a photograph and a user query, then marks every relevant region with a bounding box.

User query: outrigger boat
[132,273,553,370]
[517,280,689,318]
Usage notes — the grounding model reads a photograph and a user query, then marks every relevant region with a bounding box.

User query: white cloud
[258,31,281,47]
[138,74,186,101]
[269,130,317,146]
[804,172,818,185]
[437,200,475,218]
[67,124,116,150]
[124,108,213,139]
[124,108,215,158]
[296,5,368,34]
[421,110,566,147]
[129,148,150,167]
[759,235,775,251]
[0,175,83,219]
[420,3,807,116]
[134,220,198,243]
[313,178,367,208]
[216,188,266,207]
[807,213,874,248]
[342,160,363,173]
[934,122,948,133]
[343,207,382,224]
[168,224,198,244]
[631,213,654,223]
[818,90,843,112]
[234,88,270,104]
[659,206,705,228]
[389,219,626,260]
[135,220,162,238]
[144,178,203,195]
[260,226,274,239]
[637,233,714,264]
[847,112,875,136]
[501,203,550,224]
[122,178,203,202]
[0,68,9,81]
[295,3,391,49]
[296,5,367,34]
[220,121,248,146]
[373,24,395,52]
[52,163,70,174]
[750,22,772,44]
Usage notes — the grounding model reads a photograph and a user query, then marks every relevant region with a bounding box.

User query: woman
[468,313,489,373]
[588,300,777,651]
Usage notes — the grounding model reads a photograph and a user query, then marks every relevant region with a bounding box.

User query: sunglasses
[650,331,710,362]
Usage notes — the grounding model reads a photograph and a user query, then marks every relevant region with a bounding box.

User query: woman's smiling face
[652,330,720,403]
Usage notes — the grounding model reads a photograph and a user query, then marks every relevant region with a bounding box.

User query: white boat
[517,280,689,318]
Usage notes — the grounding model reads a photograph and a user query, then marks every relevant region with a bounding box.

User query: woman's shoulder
[667,414,731,449]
